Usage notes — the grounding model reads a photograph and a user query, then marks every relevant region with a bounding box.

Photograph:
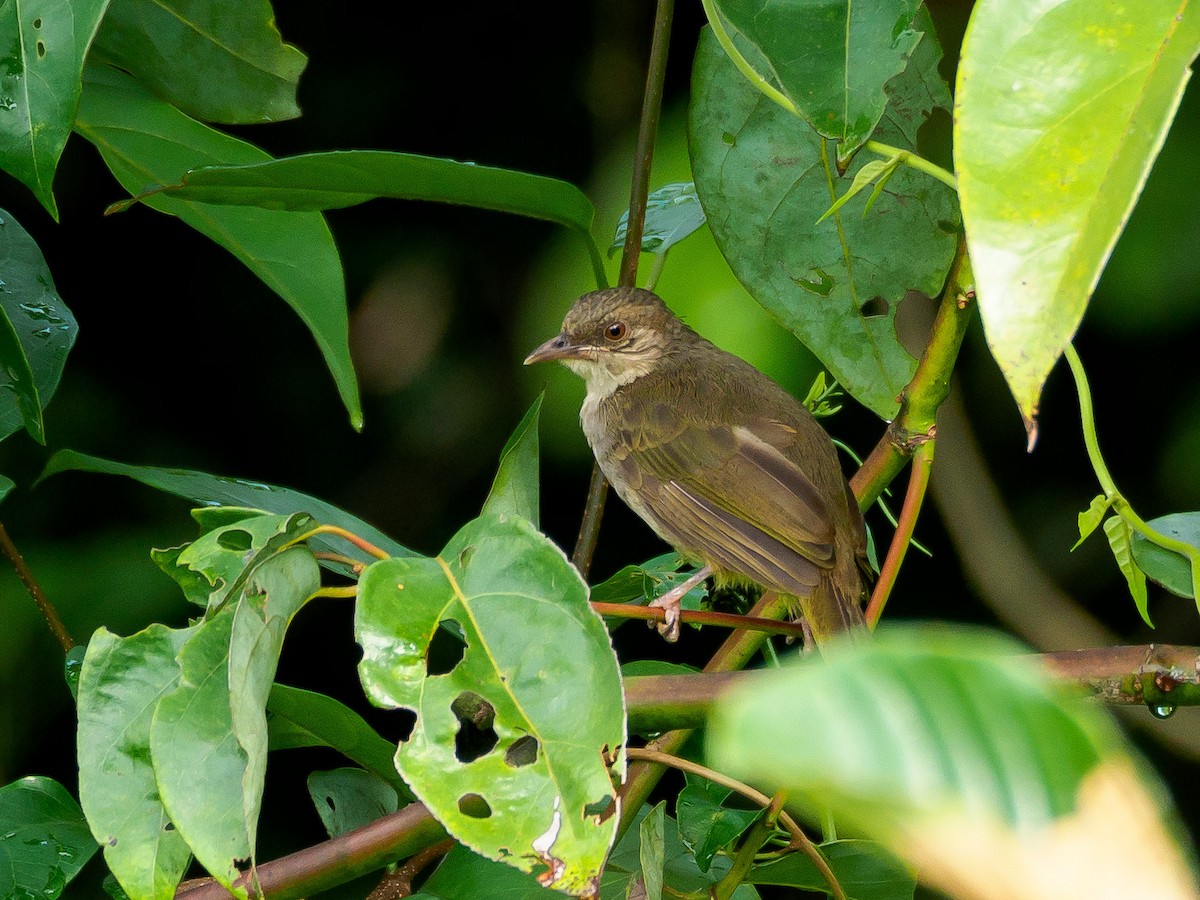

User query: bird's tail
[795,566,867,647]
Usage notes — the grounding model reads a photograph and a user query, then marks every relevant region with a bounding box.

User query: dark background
[2,1,1199,892]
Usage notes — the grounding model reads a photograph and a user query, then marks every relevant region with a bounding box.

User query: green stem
[863,140,957,190]
[583,231,610,290]
[1064,344,1200,582]
[700,0,797,116]
[643,251,668,291]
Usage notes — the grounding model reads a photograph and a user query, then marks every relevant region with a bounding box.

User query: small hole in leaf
[162,822,175,833]
[451,691,498,763]
[322,796,336,812]
[584,795,615,823]
[458,793,492,818]
[861,296,889,318]
[426,621,466,676]
[33,17,41,27]
[36,40,45,58]
[217,529,253,551]
[458,544,475,567]
[504,735,539,768]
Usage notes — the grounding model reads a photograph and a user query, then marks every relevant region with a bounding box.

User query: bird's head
[524,287,689,395]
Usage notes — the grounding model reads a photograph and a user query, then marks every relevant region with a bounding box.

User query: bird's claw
[648,593,682,642]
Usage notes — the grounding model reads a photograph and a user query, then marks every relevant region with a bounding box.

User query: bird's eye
[605,322,627,341]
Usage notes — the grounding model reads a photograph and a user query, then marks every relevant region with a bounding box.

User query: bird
[525,286,867,645]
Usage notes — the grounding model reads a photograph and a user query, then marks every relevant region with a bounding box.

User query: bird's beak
[524,333,585,365]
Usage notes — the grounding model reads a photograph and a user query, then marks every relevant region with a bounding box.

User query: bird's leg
[648,565,712,642]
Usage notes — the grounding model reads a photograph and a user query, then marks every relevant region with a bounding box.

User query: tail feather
[793,567,866,646]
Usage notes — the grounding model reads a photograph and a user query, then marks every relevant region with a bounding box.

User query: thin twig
[174,804,447,900]
[293,524,391,561]
[572,0,675,578]
[367,838,455,899]
[625,748,844,900]
[0,522,73,652]
[591,601,808,638]
[865,439,935,627]
[313,551,367,574]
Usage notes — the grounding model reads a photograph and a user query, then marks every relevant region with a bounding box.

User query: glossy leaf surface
[356,515,625,897]
[92,0,306,124]
[956,0,1200,438]
[74,65,360,427]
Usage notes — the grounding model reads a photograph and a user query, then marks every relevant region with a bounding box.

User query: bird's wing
[612,417,836,594]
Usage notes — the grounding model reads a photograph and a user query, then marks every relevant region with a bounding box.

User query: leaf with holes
[356,514,626,897]
[91,0,306,124]
[151,509,315,613]
[307,769,400,838]
[689,18,959,419]
[481,395,542,528]
[707,625,1194,900]
[77,624,197,900]
[956,0,1200,441]
[40,449,415,570]
[712,0,923,162]
[0,0,109,218]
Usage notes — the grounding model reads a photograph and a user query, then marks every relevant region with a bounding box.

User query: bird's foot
[647,565,711,643]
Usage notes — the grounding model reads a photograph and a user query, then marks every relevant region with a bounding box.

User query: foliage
[1,1,1199,899]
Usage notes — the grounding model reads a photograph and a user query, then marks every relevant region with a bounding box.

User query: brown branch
[573,0,675,578]
[591,600,809,638]
[0,521,74,652]
[367,838,455,899]
[175,804,446,900]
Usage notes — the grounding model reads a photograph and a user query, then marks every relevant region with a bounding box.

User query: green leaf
[1104,515,1152,627]
[77,624,197,900]
[39,449,415,567]
[1132,512,1200,600]
[267,683,410,792]
[63,643,85,700]
[1073,493,1111,551]
[0,209,78,443]
[712,0,923,161]
[149,607,246,893]
[601,805,758,899]
[150,548,319,892]
[481,395,542,528]
[816,158,897,224]
[92,0,306,124]
[142,149,597,234]
[0,776,98,900]
[747,839,914,899]
[417,843,559,899]
[0,0,109,217]
[355,515,626,897]
[639,801,667,900]
[689,20,959,419]
[676,774,759,872]
[307,768,400,838]
[707,625,1192,899]
[152,509,315,612]
[73,64,361,428]
[589,552,687,603]
[610,182,707,256]
[955,0,1200,440]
